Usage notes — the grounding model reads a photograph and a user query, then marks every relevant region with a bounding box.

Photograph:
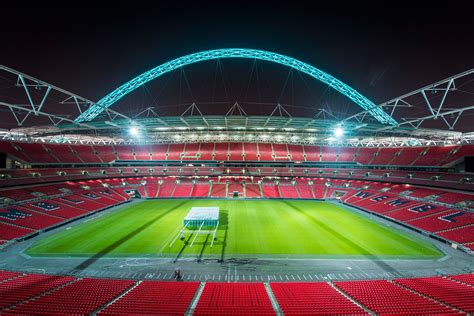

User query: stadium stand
[334,279,456,315]
[100,281,199,315]
[0,273,76,310]
[191,182,211,197]
[194,282,275,315]
[214,143,228,161]
[173,182,193,197]
[2,141,474,167]
[279,183,299,198]
[271,282,366,315]
[151,144,168,160]
[6,278,135,315]
[448,273,474,286]
[394,276,474,313]
[134,145,151,160]
[262,182,281,198]
[244,143,259,161]
[0,271,471,314]
[0,222,35,240]
[245,183,261,198]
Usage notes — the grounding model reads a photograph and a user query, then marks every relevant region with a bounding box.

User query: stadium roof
[0,61,473,146]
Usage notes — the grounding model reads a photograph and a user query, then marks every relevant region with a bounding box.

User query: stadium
[0,5,473,315]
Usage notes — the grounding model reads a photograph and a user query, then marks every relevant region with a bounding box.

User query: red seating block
[194,282,275,316]
[271,282,366,315]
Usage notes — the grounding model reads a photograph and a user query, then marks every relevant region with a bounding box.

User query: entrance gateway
[169,207,220,248]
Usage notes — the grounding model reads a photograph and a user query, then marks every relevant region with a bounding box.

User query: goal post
[169,206,220,248]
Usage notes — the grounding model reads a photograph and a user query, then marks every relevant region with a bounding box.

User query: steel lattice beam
[74,48,397,125]
[344,68,474,130]
[0,65,134,128]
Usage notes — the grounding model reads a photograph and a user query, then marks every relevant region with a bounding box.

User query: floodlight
[130,126,139,136]
[334,126,344,137]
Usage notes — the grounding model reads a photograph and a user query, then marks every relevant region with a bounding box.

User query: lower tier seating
[99,281,199,315]
[334,279,456,315]
[6,278,135,315]
[271,282,366,315]
[194,282,275,315]
[394,276,474,313]
[0,271,472,314]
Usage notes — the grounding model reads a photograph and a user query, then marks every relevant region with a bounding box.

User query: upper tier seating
[287,144,305,161]
[214,143,228,161]
[389,147,425,165]
[244,143,259,161]
[1,141,473,168]
[258,143,273,161]
[194,282,275,316]
[273,143,290,160]
[134,145,151,160]
[151,144,168,160]
[167,144,185,160]
[413,146,456,166]
[45,144,82,163]
[320,146,338,162]
[74,145,102,162]
[93,145,117,162]
[114,145,135,160]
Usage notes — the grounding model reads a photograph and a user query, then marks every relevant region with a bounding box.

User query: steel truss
[0,65,133,130]
[344,69,474,132]
[73,48,397,125]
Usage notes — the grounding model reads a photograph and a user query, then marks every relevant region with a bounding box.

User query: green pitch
[27,199,442,259]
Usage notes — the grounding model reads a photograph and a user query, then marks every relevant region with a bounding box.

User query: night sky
[1,3,473,127]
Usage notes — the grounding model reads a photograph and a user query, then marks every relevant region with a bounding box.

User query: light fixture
[130,126,139,136]
[334,126,344,138]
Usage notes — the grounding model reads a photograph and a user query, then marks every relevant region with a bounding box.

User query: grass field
[27,199,442,259]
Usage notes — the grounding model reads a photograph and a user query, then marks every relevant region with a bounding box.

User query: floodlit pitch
[27,199,442,259]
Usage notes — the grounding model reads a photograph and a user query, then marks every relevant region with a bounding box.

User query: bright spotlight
[130,126,139,136]
[334,126,344,137]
